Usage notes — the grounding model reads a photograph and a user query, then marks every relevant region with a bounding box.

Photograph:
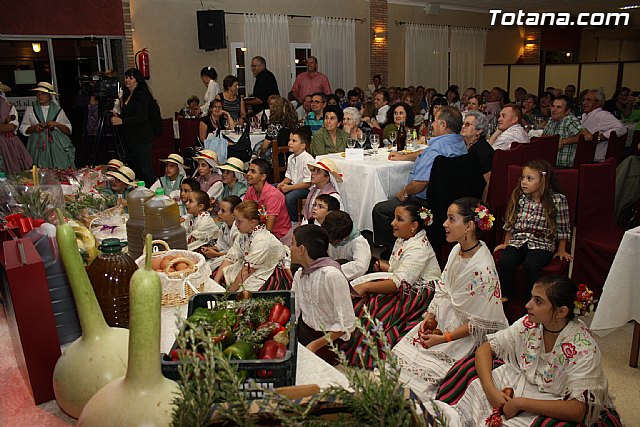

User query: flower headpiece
[574,283,596,316]
[257,204,269,224]
[418,207,434,227]
[474,204,495,231]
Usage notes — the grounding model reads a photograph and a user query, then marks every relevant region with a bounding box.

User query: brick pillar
[122,0,135,68]
[523,27,541,64]
[370,0,388,85]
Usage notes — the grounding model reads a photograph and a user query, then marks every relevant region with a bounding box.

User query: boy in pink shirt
[244,158,292,239]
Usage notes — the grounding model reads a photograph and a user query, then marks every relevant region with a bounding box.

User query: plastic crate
[161,290,297,393]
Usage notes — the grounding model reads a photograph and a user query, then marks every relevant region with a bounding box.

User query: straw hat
[0,82,11,93]
[32,82,57,95]
[107,159,124,170]
[307,158,343,183]
[106,166,136,186]
[218,157,246,174]
[159,153,189,169]
[193,149,219,168]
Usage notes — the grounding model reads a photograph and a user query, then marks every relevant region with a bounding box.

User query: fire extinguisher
[135,48,150,79]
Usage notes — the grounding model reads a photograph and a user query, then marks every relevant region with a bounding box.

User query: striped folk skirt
[339,282,433,369]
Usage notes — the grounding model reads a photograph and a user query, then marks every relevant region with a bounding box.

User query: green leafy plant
[13,186,55,219]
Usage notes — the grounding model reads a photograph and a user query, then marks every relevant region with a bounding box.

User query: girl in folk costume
[392,198,508,402]
[19,82,75,169]
[322,209,372,281]
[448,275,622,427]
[193,149,223,201]
[341,201,441,368]
[213,200,291,292]
[182,190,219,251]
[301,158,342,224]
[495,160,572,304]
[0,82,32,173]
[218,157,248,199]
[150,153,188,201]
[178,177,200,217]
[201,195,241,271]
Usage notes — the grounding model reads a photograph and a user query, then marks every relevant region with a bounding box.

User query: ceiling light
[32,42,41,53]
[619,4,640,9]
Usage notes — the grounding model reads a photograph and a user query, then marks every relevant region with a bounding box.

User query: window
[229,42,247,96]
[290,43,311,85]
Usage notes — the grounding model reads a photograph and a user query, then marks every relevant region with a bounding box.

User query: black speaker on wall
[197,10,227,51]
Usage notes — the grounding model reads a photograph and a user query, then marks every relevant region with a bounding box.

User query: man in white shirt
[581,89,628,161]
[489,104,530,151]
[372,89,390,127]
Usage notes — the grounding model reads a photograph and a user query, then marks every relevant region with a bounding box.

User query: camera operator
[74,70,122,166]
[111,68,156,186]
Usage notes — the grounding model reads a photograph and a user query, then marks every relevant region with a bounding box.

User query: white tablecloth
[591,226,640,336]
[317,151,414,231]
[160,282,349,389]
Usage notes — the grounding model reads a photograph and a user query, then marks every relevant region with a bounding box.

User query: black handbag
[224,123,252,162]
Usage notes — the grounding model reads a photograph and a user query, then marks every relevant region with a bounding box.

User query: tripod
[91,109,127,166]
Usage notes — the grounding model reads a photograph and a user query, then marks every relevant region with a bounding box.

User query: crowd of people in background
[1,55,637,425]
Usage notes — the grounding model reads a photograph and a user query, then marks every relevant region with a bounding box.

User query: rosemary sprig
[13,186,54,219]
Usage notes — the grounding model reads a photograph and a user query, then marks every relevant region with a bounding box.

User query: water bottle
[143,188,187,251]
[27,224,82,345]
[0,171,15,215]
[87,238,137,328]
[126,181,154,260]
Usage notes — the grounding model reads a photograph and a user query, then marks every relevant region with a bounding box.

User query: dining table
[220,129,267,152]
[590,225,640,367]
[317,149,415,232]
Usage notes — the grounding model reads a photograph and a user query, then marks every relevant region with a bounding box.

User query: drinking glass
[357,132,366,149]
[347,138,356,149]
[388,131,397,149]
[370,134,380,154]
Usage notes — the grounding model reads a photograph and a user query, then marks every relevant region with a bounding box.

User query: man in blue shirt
[372,106,468,251]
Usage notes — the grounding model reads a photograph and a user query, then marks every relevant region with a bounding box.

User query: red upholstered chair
[485,145,523,249]
[571,132,598,168]
[605,131,627,165]
[177,117,201,154]
[572,158,624,297]
[493,165,579,321]
[151,118,175,178]
[520,134,559,166]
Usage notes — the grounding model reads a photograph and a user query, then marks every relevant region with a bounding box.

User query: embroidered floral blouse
[388,229,441,288]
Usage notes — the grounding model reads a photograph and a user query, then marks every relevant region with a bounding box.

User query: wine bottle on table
[397,122,407,152]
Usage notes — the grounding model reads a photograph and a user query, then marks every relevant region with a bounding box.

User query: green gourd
[78,234,180,426]
[53,210,129,418]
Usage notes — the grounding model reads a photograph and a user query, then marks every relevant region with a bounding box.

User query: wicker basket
[135,240,211,306]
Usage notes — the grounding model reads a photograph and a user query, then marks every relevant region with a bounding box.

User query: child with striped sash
[392,198,508,402]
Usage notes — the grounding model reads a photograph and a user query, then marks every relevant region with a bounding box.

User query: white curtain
[450,27,487,91]
[404,24,448,92]
[244,14,291,96]
[597,39,621,62]
[311,17,356,92]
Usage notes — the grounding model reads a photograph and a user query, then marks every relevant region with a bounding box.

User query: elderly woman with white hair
[343,106,371,146]
[462,110,494,194]
[19,82,75,169]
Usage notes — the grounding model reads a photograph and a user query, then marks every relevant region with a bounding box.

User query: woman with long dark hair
[111,68,155,186]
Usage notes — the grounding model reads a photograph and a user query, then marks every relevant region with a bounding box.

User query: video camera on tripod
[78,74,126,165]
[78,74,120,114]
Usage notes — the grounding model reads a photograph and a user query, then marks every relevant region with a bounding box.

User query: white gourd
[78,234,180,426]
[53,210,129,418]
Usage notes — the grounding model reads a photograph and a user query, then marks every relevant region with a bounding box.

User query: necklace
[460,241,481,253]
[543,322,568,334]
